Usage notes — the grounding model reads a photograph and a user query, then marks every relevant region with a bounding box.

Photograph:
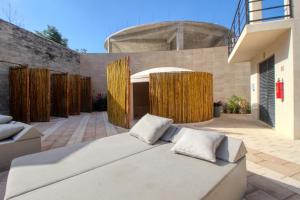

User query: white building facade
[228,0,300,139]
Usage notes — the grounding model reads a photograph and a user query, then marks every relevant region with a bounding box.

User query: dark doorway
[133,82,149,119]
[259,56,275,127]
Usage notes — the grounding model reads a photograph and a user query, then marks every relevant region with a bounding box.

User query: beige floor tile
[247,154,265,163]
[292,173,300,181]
[256,153,289,165]
[259,161,300,177]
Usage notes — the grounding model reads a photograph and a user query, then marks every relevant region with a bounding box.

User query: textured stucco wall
[0,19,80,114]
[80,46,250,102]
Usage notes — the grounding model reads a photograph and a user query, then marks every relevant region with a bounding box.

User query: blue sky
[0,0,239,53]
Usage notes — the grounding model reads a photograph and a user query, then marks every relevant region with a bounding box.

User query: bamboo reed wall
[107,57,130,128]
[149,72,213,123]
[29,68,51,122]
[51,73,69,117]
[80,77,92,112]
[68,74,81,115]
[9,66,30,123]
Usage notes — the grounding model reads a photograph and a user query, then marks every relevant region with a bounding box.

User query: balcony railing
[228,0,293,55]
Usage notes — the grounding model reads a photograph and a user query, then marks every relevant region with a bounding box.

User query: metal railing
[228,0,293,55]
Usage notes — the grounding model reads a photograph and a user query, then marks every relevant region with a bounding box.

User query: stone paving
[0,112,300,200]
[183,114,300,199]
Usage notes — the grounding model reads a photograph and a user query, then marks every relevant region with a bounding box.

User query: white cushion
[0,114,13,124]
[160,125,179,142]
[171,128,225,162]
[216,136,247,163]
[0,124,24,140]
[129,114,173,144]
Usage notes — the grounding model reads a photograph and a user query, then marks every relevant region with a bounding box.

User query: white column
[107,38,112,53]
[292,0,300,139]
[176,23,184,51]
[249,0,262,23]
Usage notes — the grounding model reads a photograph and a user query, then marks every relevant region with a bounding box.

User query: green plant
[224,95,250,114]
[239,99,251,114]
[36,25,68,47]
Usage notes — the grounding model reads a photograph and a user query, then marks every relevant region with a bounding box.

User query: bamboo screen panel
[51,73,69,117]
[29,68,51,122]
[149,72,213,123]
[107,57,130,128]
[68,74,81,115]
[9,66,30,123]
[80,77,92,112]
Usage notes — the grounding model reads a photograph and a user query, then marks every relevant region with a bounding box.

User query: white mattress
[5,133,246,200]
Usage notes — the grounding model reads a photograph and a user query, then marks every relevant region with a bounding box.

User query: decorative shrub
[93,93,107,111]
[224,95,250,114]
[239,98,251,114]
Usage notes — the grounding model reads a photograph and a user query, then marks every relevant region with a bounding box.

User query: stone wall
[0,19,80,114]
[80,47,250,102]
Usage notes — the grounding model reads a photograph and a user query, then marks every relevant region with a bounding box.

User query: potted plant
[223,95,251,114]
[214,101,223,117]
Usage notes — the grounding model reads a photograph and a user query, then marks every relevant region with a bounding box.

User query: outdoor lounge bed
[0,121,42,172]
[5,131,247,200]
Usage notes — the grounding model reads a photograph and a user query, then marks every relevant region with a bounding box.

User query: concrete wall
[111,40,170,53]
[0,19,80,114]
[80,46,250,102]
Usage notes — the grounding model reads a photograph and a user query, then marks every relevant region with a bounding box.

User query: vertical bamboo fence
[80,77,92,112]
[29,68,51,122]
[9,66,30,123]
[107,57,130,128]
[51,73,69,117]
[68,74,81,115]
[149,72,213,123]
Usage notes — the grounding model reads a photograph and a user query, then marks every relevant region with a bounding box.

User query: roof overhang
[228,19,293,64]
[104,21,229,52]
[131,67,192,83]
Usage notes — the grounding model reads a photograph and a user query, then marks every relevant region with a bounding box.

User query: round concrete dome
[104,21,229,53]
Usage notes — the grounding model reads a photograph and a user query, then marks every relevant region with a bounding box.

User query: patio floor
[1,112,300,200]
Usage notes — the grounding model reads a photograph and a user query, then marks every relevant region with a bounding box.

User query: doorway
[259,56,275,127]
[133,82,149,119]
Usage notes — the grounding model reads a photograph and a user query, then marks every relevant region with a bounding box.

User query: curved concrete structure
[104,21,229,53]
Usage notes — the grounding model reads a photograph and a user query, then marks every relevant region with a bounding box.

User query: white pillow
[0,124,24,140]
[129,114,173,144]
[160,125,179,142]
[216,136,247,163]
[0,115,13,124]
[171,128,225,162]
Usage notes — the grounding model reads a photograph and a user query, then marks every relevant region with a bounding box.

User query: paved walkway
[1,112,300,200]
[182,114,300,199]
